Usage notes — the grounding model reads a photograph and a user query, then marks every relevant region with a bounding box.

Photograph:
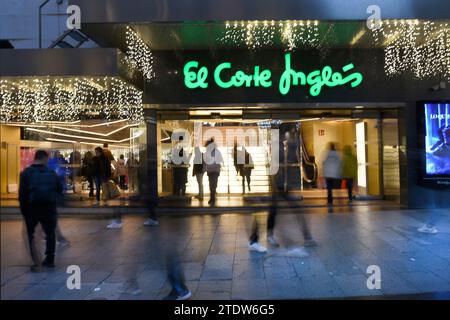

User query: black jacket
[19,164,63,215]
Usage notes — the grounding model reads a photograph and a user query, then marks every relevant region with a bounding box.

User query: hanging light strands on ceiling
[0,77,144,123]
[125,26,155,81]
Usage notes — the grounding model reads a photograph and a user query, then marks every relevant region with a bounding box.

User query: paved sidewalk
[1,206,450,300]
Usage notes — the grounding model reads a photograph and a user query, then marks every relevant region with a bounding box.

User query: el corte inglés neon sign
[183,53,363,96]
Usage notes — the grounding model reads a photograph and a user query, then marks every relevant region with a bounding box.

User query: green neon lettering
[214,63,272,89]
[214,62,233,88]
[279,54,363,96]
[183,54,363,96]
[183,61,208,89]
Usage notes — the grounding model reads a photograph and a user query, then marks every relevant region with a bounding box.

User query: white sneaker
[107,221,123,229]
[286,247,309,258]
[143,218,159,226]
[248,242,267,253]
[177,290,192,300]
[58,239,71,247]
[417,225,438,234]
[267,235,279,246]
[92,201,100,206]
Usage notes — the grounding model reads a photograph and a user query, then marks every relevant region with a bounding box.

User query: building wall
[0,125,21,194]
[0,0,96,49]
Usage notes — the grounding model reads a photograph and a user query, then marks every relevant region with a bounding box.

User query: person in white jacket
[323,142,342,205]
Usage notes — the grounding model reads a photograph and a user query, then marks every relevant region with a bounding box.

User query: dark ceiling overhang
[70,0,450,23]
[0,48,119,77]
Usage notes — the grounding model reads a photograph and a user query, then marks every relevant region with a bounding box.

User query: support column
[141,109,158,201]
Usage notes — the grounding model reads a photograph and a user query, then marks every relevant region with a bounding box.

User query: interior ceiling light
[51,123,139,137]
[46,137,132,149]
[26,127,143,143]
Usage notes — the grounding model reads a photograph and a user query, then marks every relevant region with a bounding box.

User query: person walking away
[92,147,112,206]
[342,145,357,204]
[92,147,122,229]
[82,151,95,197]
[192,146,205,200]
[127,154,139,193]
[171,136,190,197]
[233,143,245,194]
[243,147,254,192]
[116,154,127,190]
[323,142,342,205]
[204,139,223,205]
[19,150,63,272]
[103,143,117,183]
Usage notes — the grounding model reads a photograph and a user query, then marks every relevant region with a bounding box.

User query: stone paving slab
[2,206,450,300]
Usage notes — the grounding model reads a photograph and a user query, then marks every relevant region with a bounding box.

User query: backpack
[28,166,58,205]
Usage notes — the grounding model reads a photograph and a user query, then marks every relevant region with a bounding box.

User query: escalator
[276,122,318,190]
[299,132,318,188]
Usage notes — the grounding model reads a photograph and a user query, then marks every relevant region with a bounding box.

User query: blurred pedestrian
[204,138,223,205]
[234,144,254,194]
[19,150,63,272]
[192,146,205,200]
[92,147,111,207]
[342,145,357,204]
[81,150,95,197]
[117,154,127,190]
[323,142,342,205]
[171,136,190,197]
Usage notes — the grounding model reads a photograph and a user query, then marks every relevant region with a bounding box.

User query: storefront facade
[1,0,449,208]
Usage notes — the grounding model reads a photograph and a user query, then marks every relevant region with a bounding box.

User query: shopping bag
[101,181,111,200]
[108,180,121,199]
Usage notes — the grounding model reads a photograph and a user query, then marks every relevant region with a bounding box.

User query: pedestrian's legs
[55,223,65,242]
[88,175,94,196]
[196,173,204,198]
[241,173,245,194]
[246,172,251,191]
[267,202,277,237]
[208,172,219,202]
[249,216,259,244]
[167,254,188,294]
[94,176,101,202]
[298,214,313,241]
[326,178,333,204]
[346,178,353,202]
[24,216,40,266]
[40,213,57,264]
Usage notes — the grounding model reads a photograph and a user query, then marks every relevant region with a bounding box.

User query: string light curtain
[0,77,143,123]
[125,26,155,81]
[371,20,450,80]
[219,20,319,50]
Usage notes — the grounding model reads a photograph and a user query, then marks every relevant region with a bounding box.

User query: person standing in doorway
[204,138,223,205]
[92,147,112,206]
[323,142,342,205]
[171,136,190,197]
[82,150,95,197]
[342,145,357,204]
[19,150,63,272]
[192,146,205,200]
[116,154,127,190]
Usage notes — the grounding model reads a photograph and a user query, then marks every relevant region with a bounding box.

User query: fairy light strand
[0,77,143,123]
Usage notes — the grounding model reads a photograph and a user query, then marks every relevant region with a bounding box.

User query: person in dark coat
[19,150,63,272]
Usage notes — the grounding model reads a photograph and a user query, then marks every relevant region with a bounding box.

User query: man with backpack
[19,150,63,272]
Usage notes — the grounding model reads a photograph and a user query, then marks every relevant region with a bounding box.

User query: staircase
[185,126,271,195]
